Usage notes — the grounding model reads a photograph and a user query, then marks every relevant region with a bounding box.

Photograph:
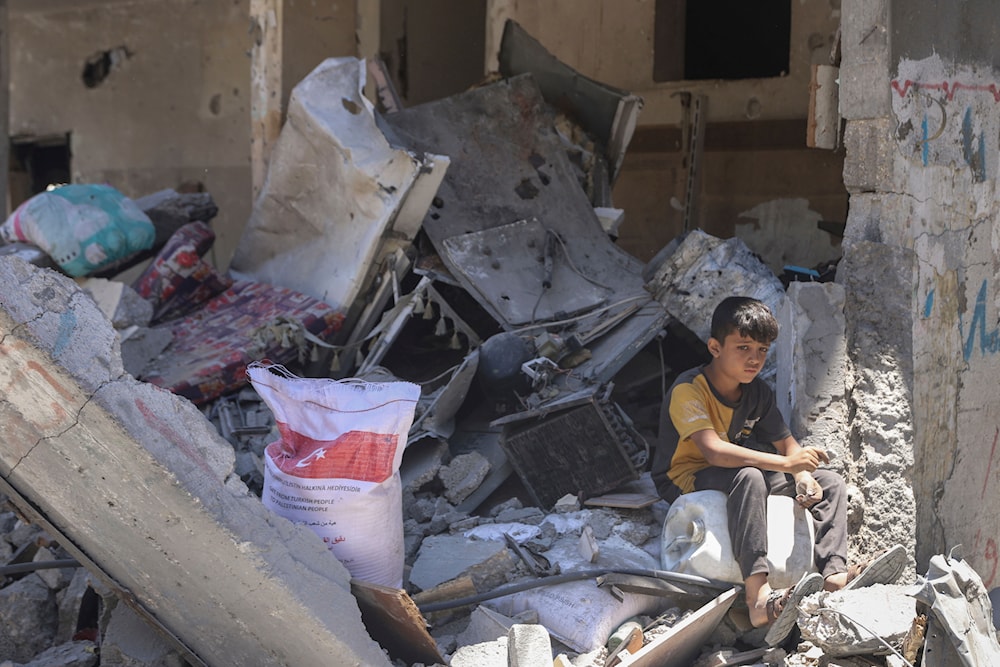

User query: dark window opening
[9,134,72,211]
[654,0,791,82]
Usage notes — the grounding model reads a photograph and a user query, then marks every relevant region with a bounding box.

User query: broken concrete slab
[0,573,57,662]
[0,256,389,666]
[400,436,450,493]
[799,584,914,657]
[409,534,515,593]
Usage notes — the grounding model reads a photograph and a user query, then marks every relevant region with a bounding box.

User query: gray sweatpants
[692,466,848,581]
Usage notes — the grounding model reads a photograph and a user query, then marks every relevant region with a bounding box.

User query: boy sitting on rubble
[651,296,906,646]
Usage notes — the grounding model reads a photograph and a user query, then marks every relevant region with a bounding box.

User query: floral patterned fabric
[132,221,233,323]
[134,222,344,404]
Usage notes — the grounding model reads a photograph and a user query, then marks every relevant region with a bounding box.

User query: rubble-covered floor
[3,22,1000,667]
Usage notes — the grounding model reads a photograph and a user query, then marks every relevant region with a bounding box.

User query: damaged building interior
[2,1,1000,666]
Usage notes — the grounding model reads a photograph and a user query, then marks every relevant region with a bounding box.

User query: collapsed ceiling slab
[0,256,390,667]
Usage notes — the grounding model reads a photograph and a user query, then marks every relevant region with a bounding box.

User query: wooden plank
[351,580,444,667]
[617,588,739,667]
[584,492,659,510]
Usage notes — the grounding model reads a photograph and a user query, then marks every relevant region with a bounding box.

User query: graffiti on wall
[958,279,1000,360]
[891,63,999,182]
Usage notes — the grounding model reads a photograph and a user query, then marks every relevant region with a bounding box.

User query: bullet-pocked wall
[841,0,1000,585]
[8,0,356,271]
[496,0,848,272]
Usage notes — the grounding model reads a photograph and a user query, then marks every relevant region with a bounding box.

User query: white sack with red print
[248,362,420,587]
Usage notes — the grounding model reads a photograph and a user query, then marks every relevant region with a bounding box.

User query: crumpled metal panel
[382,74,649,332]
[912,553,1000,666]
[440,217,608,326]
[230,57,447,314]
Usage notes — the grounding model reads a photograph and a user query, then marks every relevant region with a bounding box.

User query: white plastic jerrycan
[660,490,816,589]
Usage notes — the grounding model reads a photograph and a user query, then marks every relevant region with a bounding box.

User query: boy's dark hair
[710,296,779,343]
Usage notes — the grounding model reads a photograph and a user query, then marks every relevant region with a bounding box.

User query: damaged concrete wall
[8,0,356,271]
[0,256,389,666]
[840,0,1000,590]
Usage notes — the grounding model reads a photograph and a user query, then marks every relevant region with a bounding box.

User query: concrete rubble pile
[2,21,1000,667]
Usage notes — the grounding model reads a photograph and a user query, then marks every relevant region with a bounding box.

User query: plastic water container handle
[665,519,706,553]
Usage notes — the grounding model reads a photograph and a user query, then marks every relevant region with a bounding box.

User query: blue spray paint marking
[961,280,1000,360]
[924,290,934,318]
[961,107,988,182]
[53,310,76,357]
[922,113,930,166]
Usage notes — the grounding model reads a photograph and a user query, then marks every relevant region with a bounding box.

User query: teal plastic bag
[0,184,154,277]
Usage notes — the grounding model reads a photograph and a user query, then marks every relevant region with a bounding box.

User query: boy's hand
[785,446,829,473]
[794,472,823,508]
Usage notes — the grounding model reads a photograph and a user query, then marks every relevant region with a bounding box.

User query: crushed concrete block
[400,437,449,493]
[0,512,17,535]
[31,546,75,591]
[457,606,519,647]
[409,497,441,523]
[585,510,617,539]
[119,326,173,378]
[99,602,184,667]
[489,497,523,517]
[409,534,515,593]
[55,568,91,643]
[439,451,491,505]
[495,506,545,525]
[578,525,599,563]
[612,519,651,547]
[449,516,481,534]
[553,494,580,513]
[798,584,914,656]
[0,574,58,663]
[428,505,469,535]
[507,623,552,667]
[78,278,153,330]
[449,636,508,667]
[12,640,98,667]
[0,256,123,391]
[403,519,427,562]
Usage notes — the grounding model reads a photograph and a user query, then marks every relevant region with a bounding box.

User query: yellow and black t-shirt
[650,365,790,501]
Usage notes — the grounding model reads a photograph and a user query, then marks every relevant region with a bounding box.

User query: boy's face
[707,332,770,384]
